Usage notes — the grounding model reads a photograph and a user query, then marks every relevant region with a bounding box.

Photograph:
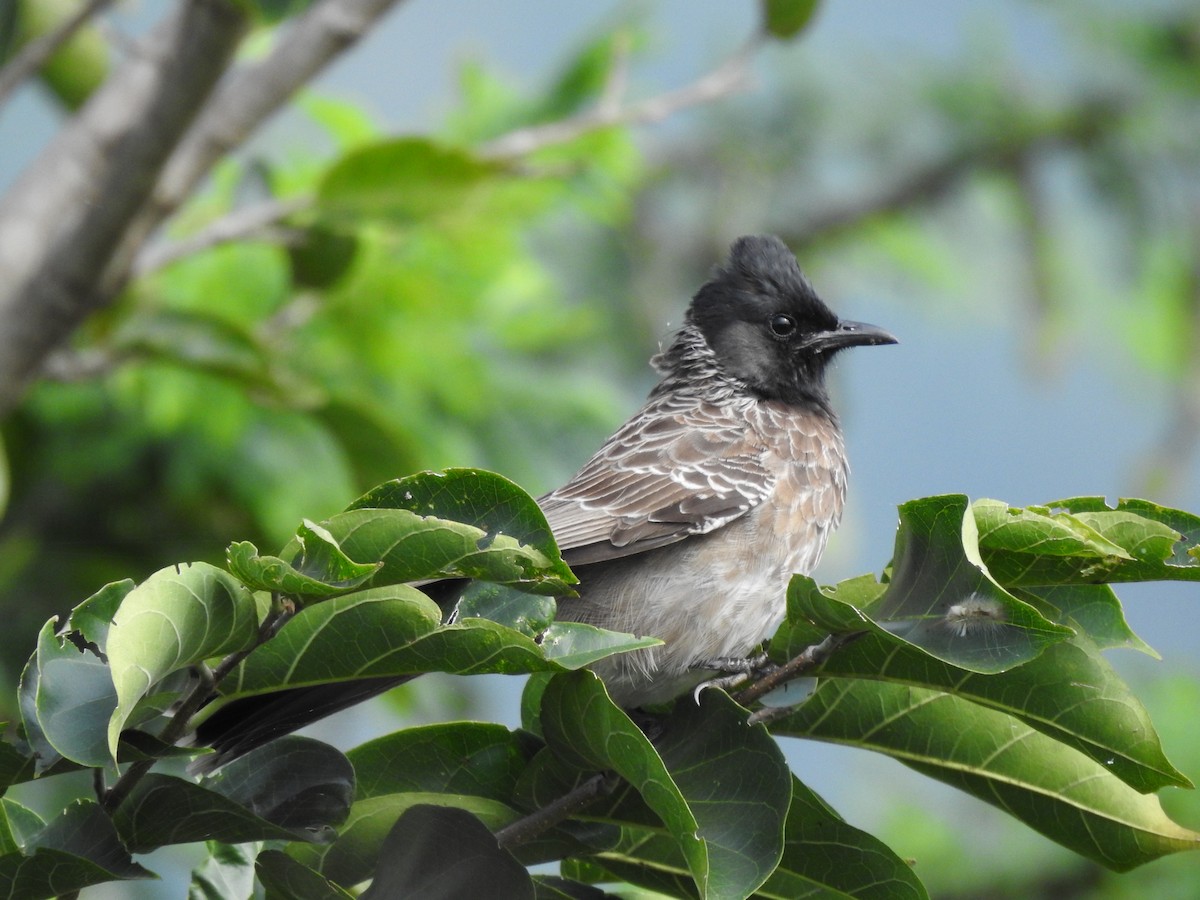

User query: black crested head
[679,235,896,412]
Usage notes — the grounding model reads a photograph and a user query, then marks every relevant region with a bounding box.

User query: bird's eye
[769,313,797,337]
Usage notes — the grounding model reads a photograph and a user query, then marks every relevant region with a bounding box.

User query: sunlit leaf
[106,562,259,760]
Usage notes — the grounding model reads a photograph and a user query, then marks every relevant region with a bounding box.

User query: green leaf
[761,0,821,39]
[27,618,117,768]
[360,805,534,899]
[538,622,662,669]
[803,600,1188,792]
[215,585,587,701]
[66,579,135,653]
[106,562,259,760]
[286,722,538,886]
[349,468,573,581]
[188,841,260,900]
[256,849,354,900]
[287,225,359,289]
[866,496,1073,672]
[774,680,1200,871]
[762,777,929,898]
[306,507,572,594]
[227,520,381,601]
[114,738,352,852]
[317,138,506,225]
[453,582,557,636]
[977,497,1200,585]
[1017,583,1157,656]
[0,801,43,857]
[0,800,154,899]
[541,671,790,900]
[16,0,110,108]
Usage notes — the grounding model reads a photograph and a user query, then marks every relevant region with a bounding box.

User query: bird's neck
[649,321,838,421]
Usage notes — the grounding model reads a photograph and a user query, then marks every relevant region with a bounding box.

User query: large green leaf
[541,672,790,900]
[217,586,545,699]
[976,497,1200,585]
[345,468,574,588]
[761,777,928,898]
[106,562,260,760]
[317,138,507,225]
[359,805,534,899]
[866,496,1073,671]
[576,775,929,900]
[773,679,1200,871]
[782,576,1186,792]
[0,801,153,899]
[215,585,652,701]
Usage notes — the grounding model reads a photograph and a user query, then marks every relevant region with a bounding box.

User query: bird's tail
[190,675,410,773]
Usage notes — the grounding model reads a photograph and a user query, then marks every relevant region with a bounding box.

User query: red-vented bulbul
[194,234,896,766]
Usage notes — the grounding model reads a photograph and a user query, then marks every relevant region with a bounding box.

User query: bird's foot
[690,652,780,701]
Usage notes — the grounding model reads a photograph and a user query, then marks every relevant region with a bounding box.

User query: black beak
[806,319,898,353]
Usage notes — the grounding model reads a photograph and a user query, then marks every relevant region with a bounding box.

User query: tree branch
[105,0,409,302]
[132,193,311,278]
[736,633,857,709]
[494,772,616,850]
[0,0,116,109]
[780,97,1124,250]
[0,0,248,417]
[480,35,761,160]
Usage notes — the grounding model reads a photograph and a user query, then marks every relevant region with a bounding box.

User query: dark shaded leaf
[289,722,539,886]
[761,0,821,39]
[0,800,153,899]
[541,671,790,900]
[256,849,353,900]
[188,841,259,900]
[359,805,533,900]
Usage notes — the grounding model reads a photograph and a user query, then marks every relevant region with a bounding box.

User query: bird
[193,234,896,766]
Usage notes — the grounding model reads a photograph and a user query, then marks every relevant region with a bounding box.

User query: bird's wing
[538,393,775,566]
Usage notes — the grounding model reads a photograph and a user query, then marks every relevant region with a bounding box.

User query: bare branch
[782,96,1124,250]
[112,0,409,283]
[0,0,116,108]
[480,35,762,160]
[494,772,617,850]
[0,0,408,416]
[133,193,311,278]
[0,0,249,416]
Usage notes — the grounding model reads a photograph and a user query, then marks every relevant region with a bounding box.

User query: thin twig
[494,772,616,850]
[103,662,216,812]
[0,0,116,108]
[734,633,857,707]
[480,35,762,160]
[132,194,312,278]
